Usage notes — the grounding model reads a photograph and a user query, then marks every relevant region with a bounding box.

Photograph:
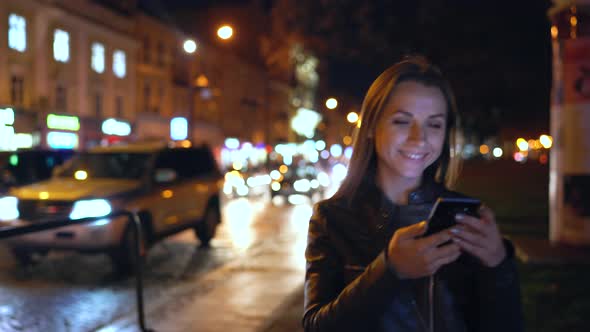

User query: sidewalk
[97,237,306,332]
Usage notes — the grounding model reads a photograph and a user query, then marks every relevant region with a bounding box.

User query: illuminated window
[8,14,26,52]
[91,42,105,73]
[53,29,70,62]
[113,50,126,78]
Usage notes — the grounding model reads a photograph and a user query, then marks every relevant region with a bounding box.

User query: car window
[1,150,75,186]
[58,152,152,179]
[154,148,217,179]
[185,148,217,177]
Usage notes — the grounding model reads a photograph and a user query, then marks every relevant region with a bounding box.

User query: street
[0,194,310,332]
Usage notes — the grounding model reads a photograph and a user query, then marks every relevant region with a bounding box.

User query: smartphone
[424,197,482,237]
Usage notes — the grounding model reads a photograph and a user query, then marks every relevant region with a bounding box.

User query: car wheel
[194,204,220,248]
[109,224,148,275]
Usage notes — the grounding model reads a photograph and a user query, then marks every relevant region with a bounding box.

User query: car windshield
[1,150,75,187]
[57,152,152,179]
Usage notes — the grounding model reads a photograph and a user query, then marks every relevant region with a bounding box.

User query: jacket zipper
[412,275,435,332]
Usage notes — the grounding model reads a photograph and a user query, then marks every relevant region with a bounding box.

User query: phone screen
[424,197,481,237]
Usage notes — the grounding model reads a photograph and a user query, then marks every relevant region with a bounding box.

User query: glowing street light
[539,134,553,149]
[325,98,338,110]
[346,112,359,123]
[217,25,234,40]
[493,147,503,158]
[516,138,529,151]
[183,39,197,54]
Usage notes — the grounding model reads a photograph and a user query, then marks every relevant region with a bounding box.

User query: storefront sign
[101,118,131,136]
[47,114,80,131]
[0,108,15,125]
[47,131,79,149]
[170,117,188,141]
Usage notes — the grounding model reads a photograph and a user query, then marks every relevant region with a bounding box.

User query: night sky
[140,0,553,139]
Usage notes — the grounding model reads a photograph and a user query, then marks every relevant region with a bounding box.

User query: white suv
[0,143,222,273]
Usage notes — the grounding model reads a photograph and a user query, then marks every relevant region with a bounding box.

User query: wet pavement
[98,229,307,332]
[0,195,311,332]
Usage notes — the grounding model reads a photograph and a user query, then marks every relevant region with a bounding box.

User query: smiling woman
[302,56,524,332]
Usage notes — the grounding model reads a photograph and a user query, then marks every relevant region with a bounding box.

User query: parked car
[0,142,223,273]
[0,149,75,194]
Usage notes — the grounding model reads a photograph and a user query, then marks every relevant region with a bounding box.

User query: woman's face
[374,80,448,183]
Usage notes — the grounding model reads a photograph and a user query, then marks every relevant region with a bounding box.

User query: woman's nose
[408,122,426,142]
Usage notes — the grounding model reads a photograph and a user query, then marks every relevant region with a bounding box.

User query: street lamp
[183,39,197,54]
[325,98,338,110]
[217,25,234,40]
[346,111,359,123]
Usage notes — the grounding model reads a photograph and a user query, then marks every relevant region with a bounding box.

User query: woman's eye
[392,119,410,125]
[428,122,443,129]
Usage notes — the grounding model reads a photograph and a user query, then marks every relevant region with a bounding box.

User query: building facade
[0,0,138,150]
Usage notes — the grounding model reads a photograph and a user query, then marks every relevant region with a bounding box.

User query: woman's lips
[399,151,427,160]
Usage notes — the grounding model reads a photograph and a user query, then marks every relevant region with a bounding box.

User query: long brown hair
[332,55,462,203]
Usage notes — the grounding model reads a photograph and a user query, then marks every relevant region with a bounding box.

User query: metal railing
[0,211,153,332]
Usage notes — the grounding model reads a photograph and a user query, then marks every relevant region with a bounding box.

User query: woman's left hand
[449,205,507,267]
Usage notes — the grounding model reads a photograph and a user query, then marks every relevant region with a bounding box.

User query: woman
[303,56,523,332]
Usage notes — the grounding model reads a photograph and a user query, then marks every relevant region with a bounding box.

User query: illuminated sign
[0,108,15,125]
[9,154,18,166]
[225,138,239,149]
[14,133,33,149]
[47,131,78,149]
[291,108,321,139]
[0,125,15,151]
[47,114,80,131]
[170,117,188,141]
[102,118,131,136]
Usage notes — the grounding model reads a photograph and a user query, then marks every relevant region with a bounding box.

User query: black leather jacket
[303,180,524,332]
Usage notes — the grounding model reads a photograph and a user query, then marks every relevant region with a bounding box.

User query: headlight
[69,199,112,220]
[0,196,19,221]
[293,179,311,193]
[271,181,281,191]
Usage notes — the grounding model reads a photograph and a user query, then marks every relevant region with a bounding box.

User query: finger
[452,236,486,259]
[455,214,487,235]
[427,242,461,262]
[427,249,461,274]
[396,221,427,240]
[478,205,496,226]
[449,227,486,249]
[417,230,453,251]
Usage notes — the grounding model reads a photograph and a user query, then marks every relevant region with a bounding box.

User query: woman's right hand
[387,221,461,279]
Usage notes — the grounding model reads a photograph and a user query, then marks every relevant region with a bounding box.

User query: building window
[113,50,126,78]
[143,37,150,63]
[95,93,102,117]
[53,29,70,63]
[56,84,67,110]
[143,83,151,112]
[8,13,26,52]
[10,75,24,104]
[91,42,105,73]
[115,96,124,118]
[157,41,164,67]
